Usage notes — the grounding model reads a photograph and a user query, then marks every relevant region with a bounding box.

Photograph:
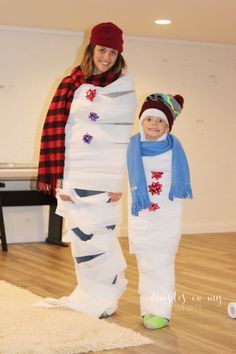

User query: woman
[36,22,137,318]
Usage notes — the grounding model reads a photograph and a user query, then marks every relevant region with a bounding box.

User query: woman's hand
[59,194,74,203]
[108,192,122,202]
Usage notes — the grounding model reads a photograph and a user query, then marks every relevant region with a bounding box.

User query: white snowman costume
[36,73,137,318]
[128,108,191,320]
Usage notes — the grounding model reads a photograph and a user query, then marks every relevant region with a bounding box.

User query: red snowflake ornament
[148,182,162,195]
[149,202,160,212]
[86,89,97,102]
[151,171,164,180]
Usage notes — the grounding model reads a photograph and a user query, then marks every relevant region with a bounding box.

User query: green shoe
[143,314,169,329]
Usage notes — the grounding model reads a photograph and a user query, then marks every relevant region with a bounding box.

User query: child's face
[142,116,169,141]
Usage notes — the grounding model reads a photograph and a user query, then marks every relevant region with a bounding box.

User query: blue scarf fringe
[169,183,193,201]
[131,193,151,216]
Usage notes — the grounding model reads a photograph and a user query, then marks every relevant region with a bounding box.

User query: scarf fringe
[131,193,151,216]
[36,180,58,196]
[168,183,193,201]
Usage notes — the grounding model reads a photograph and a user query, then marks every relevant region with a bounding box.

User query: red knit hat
[139,93,184,131]
[90,22,123,52]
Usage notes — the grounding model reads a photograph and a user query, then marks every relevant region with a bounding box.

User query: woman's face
[93,45,118,74]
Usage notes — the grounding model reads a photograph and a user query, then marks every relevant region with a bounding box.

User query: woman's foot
[143,314,169,329]
[99,305,117,319]
[99,311,113,319]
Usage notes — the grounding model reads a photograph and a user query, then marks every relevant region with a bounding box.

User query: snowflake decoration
[151,171,164,180]
[149,202,160,212]
[148,182,162,195]
[82,133,93,144]
[88,112,99,122]
[86,89,97,102]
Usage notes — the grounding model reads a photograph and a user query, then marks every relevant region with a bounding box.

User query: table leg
[0,199,8,251]
[46,204,68,247]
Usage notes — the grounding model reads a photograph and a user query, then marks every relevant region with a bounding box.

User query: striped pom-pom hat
[139,93,184,131]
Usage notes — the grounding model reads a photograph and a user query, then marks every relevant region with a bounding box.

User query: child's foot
[143,314,169,329]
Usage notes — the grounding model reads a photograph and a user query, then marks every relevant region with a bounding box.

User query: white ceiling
[1,0,236,45]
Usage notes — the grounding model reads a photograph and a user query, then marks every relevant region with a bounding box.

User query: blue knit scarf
[127,133,192,216]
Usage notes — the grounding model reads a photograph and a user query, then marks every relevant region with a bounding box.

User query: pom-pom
[174,94,184,108]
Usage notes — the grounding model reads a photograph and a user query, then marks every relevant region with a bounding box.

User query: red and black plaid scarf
[37,65,120,195]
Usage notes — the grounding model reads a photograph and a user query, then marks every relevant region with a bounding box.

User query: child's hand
[108,192,122,202]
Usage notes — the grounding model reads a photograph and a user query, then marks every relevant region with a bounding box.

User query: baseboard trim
[120,224,236,237]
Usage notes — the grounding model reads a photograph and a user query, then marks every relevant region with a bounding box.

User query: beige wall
[1,26,235,242]
[122,36,236,235]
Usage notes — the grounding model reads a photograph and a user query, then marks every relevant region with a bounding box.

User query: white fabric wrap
[34,74,137,318]
[63,73,137,193]
[128,151,183,319]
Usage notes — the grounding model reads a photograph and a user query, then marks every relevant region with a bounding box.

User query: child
[127,93,192,329]
[36,22,137,318]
